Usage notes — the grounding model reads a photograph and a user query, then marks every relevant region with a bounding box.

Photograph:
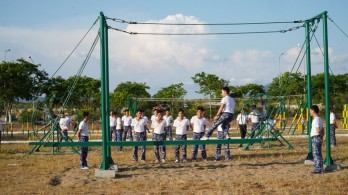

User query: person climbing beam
[202,87,235,140]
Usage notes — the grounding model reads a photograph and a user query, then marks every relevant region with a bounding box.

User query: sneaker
[225,134,230,139]
[141,160,146,163]
[161,159,166,163]
[214,159,219,162]
[175,159,180,163]
[225,158,232,162]
[80,166,89,170]
[183,159,188,163]
[132,159,137,162]
[192,159,197,162]
[238,144,243,147]
[201,136,209,140]
[155,159,159,163]
[203,159,208,162]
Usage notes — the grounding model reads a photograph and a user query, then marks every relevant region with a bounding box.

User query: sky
[1,0,348,98]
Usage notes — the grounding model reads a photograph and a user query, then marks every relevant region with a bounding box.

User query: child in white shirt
[173,109,190,163]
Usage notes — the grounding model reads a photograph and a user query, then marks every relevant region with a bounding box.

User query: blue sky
[1,0,348,98]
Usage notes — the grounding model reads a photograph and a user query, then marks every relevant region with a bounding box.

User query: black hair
[137,109,143,113]
[197,106,205,111]
[83,111,90,117]
[310,105,319,114]
[157,109,164,114]
[124,109,129,112]
[178,109,184,113]
[112,111,117,115]
[222,86,230,94]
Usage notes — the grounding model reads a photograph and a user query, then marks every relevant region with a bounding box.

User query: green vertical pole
[322,12,333,165]
[99,12,112,170]
[104,15,114,165]
[305,21,313,160]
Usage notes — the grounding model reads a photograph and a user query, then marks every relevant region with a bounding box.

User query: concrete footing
[324,164,341,171]
[95,164,118,178]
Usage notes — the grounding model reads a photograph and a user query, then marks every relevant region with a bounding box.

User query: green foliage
[229,84,265,98]
[191,72,229,98]
[110,81,151,110]
[267,72,305,96]
[153,83,187,99]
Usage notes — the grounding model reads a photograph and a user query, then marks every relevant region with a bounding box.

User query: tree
[191,72,229,119]
[110,81,151,110]
[267,72,305,96]
[153,83,187,98]
[0,59,48,123]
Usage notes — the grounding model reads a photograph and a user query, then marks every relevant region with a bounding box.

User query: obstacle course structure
[28,11,339,175]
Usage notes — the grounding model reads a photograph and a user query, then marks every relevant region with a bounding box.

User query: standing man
[215,124,232,161]
[77,112,90,170]
[173,109,190,163]
[131,109,148,163]
[115,112,123,151]
[236,109,248,147]
[122,109,133,141]
[330,108,337,147]
[110,111,117,141]
[191,107,208,162]
[310,105,324,174]
[202,87,234,140]
[248,105,260,138]
[163,110,174,140]
[151,109,167,163]
[59,113,69,142]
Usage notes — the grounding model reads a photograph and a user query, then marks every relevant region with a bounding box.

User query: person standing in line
[163,110,174,140]
[77,112,90,169]
[151,109,167,163]
[202,87,234,140]
[122,109,133,141]
[248,105,260,138]
[310,105,324,174]
[115,112,123,152]
[110,111,117,141]
[173,109,190,163]
[215,124,232,161]
[330,108,337,147]
[131,109,148,163]
[191,107,208,162]
[236,109,248,147]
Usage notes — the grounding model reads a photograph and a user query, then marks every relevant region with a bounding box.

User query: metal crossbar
[29,138,277,147]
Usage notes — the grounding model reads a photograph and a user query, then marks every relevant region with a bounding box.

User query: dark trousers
[123,126,133,141]
[192,132,207,160]
[115,129,123,151]
[79,136,89,167]
[312,136,323,173]
[153,133,166,160]
[175,134,187,160]
[239,124,247,138]
[330,124,336,146]
[133,132,146,161]
[206,112,234,137]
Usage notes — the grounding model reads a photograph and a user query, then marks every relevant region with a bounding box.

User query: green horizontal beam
[28,138,277,147]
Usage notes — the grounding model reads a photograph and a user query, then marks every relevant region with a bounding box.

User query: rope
[51,17,99,78]
[328,16,348,39]
[106,17,303,25]
[108,25,303,36]
[312,33,334,74]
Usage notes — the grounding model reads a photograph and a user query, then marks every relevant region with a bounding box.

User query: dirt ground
[0,136,347,194]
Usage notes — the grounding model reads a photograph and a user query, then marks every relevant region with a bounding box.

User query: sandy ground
[0,136,347,194]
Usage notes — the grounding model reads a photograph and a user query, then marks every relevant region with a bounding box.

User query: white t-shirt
[116,117,122,130]
[110,116,117,127]
[163,115,173,127]
[236,114,248,125]
[79,120,88,136]
[173,118,190,135]
[221,96,235,114]
[249,111,259,123]
[311,116,324,137]
[190,116,207,133]
[131,118,147,133]
[152,120,167,134]
[122,115,133,126]
[59,117,69,130]
[330,112,336,124]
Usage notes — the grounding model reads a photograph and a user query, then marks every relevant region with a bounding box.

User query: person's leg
[153,134,160,161]
[206,113,234,138]
[161,133,166,160]
[140,132,146,161]
[200,133,207,160]
[133,133,139,161]
[192,133,199,160]
[182,135,187,161]
[167,126,173,140]
[63,130,68,142]
[250,123,257,138]
[128,126,133,141]
[312,136,324,173]
[79,136,88,167]
[122,127,127,141]
[215,131,223,160]
[330,124,336,147]
[175,135,180,161]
